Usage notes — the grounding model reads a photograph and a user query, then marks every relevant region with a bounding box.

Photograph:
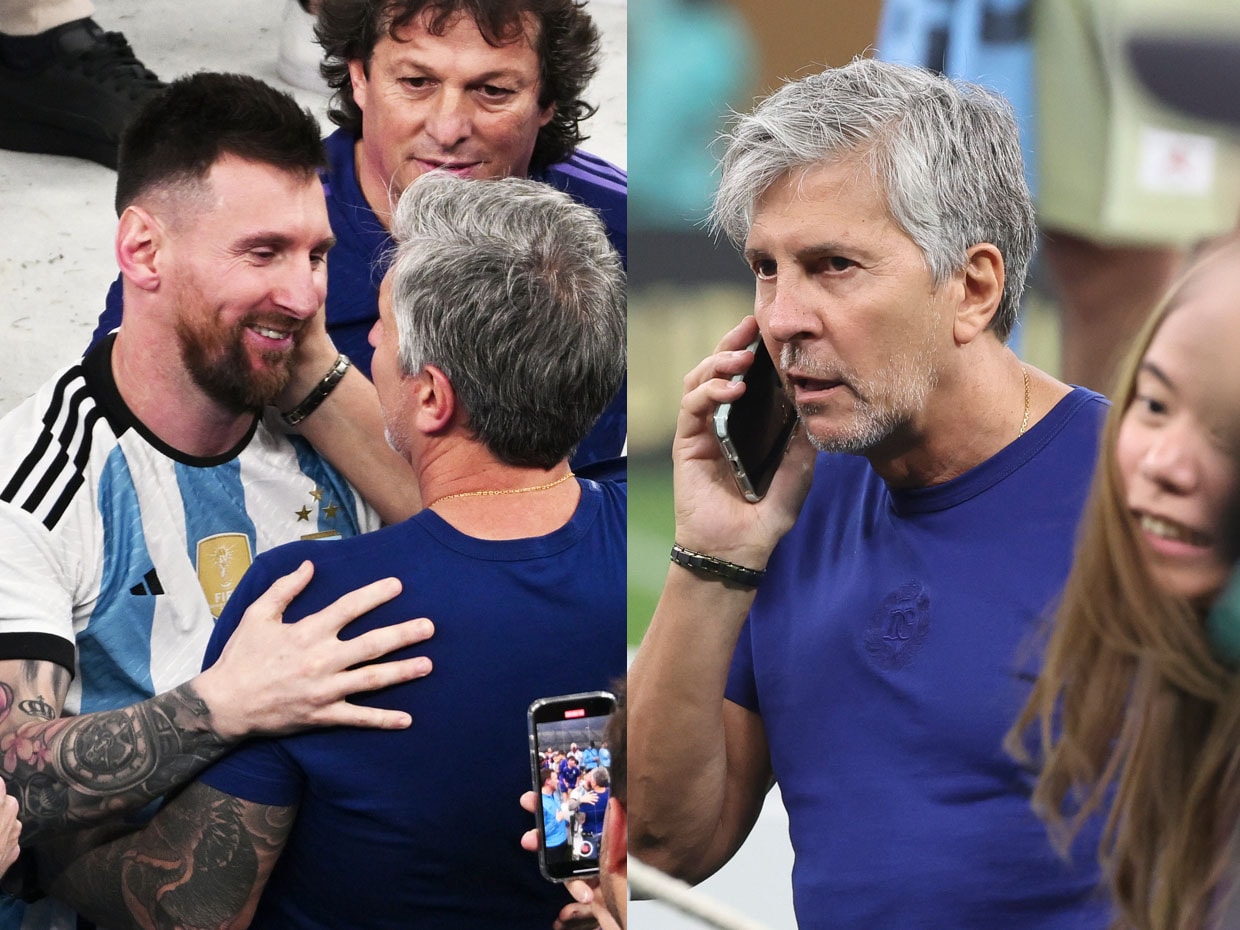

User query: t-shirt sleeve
[724,615,760,713]
[0,502,79,672]
[197,736,305,807]
[197,556,304,807]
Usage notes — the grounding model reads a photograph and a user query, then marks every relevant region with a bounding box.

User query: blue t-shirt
[197,478,626,930]
[90,130,629,477]
[558,760,582,794]
[726,387,1111,929]
[542,792,568,848]
[578,786,607,836]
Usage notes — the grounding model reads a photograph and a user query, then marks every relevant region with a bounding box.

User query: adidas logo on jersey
[129,567,164,597]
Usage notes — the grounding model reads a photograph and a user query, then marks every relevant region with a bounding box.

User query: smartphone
[528,690,617,881]
[713,336,799,502]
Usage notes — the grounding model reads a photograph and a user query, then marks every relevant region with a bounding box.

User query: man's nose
[759,275,822,344]
[425,88,472,149]
[275,260,324,319]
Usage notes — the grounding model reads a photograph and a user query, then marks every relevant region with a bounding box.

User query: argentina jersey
[0,336,380,721]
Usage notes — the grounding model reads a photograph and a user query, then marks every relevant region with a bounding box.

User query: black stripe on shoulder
[0,632,76,678]
[43,404,103,530]
[1,365,86,506]
[20,380,93,517]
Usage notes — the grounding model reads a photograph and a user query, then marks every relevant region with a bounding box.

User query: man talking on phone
[38,174,627,930]
[629,58,1111,929]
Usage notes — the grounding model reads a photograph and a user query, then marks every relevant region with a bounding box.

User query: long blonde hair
[1008,241,1240,930]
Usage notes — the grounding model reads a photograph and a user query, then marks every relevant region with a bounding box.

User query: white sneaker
[277,0,326,93]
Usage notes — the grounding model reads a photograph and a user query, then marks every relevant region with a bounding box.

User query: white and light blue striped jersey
[0,337,380,720]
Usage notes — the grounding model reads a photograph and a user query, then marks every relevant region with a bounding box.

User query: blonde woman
[1010,238,1240,930]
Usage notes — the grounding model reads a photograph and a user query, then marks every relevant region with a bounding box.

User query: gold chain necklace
[426,472,576,509]
[1018,366,1031,437]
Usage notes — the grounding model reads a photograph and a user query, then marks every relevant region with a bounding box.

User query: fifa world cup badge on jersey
[196,533,254,618]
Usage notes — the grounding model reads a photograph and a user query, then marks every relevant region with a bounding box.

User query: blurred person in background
[1010,236,1240,930]
[0,0,162,167]
[877,0,1240,394]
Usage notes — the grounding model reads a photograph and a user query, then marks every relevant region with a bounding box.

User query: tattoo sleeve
[47,782,295,930]
[0,661,232,846]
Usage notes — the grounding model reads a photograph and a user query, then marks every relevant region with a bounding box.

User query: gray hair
[712,57,1035,342]
[388,173,626,468]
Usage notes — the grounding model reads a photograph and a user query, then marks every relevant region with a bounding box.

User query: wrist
[669,543,766,589]
[280,353,351,427]
[189,669,245,744]
[671,528,775,573]
[277,335,343,410]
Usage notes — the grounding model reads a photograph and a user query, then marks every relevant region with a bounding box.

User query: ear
[115,206,163,292]
[348,58,369,113]
[410,363,457,435]
[952,243,1004,346]
[536,101,555,130]
[602,798,626,877]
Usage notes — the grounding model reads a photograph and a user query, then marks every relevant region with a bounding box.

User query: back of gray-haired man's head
[711,57,1035,342]
[388,172,626,469]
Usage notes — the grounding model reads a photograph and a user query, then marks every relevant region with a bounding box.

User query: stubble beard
[785,336,941,456]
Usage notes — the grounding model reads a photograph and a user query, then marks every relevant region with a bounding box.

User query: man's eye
[401,77,431,90]
[751,259,776,280]
[478,84,514,99]
[250,250,276,262]
[825,256,855,272]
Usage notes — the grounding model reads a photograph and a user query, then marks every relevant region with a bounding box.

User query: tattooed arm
[45,781,293,930]
[0,659,227,846]
[0,562,433,847]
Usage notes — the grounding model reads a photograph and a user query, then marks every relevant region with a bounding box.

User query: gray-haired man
[629,57,1111,929]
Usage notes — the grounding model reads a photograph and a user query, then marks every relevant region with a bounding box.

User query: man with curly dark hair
[91,0,627,478]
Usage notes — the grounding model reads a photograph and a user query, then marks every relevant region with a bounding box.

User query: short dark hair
[115,72,325,215]
[604,678,624,804]
[389,173,625,469]
[316,0,599,171]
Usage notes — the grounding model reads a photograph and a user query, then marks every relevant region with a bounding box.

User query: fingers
[338,616,433,663]
[319,704,413,731]
[302,576,404,635]
[553,902,599,930]
[565,879,596,904]
[519,790,538,815]
[245,560,315,621]
[712,315,759,355]
[679,318,767,432]
[333,653,433,701]
[520,828,539,852]
[0,789,19,874]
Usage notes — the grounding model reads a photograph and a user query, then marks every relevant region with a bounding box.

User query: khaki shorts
[1036,0,1240,245]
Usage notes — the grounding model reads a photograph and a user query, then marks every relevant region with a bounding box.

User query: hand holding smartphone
[714,336,799,502]
[528,691,617,881]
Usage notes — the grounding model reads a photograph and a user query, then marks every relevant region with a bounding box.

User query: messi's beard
[176,314,299,413]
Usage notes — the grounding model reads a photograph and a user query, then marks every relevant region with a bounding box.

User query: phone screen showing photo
[528,692,616,881]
